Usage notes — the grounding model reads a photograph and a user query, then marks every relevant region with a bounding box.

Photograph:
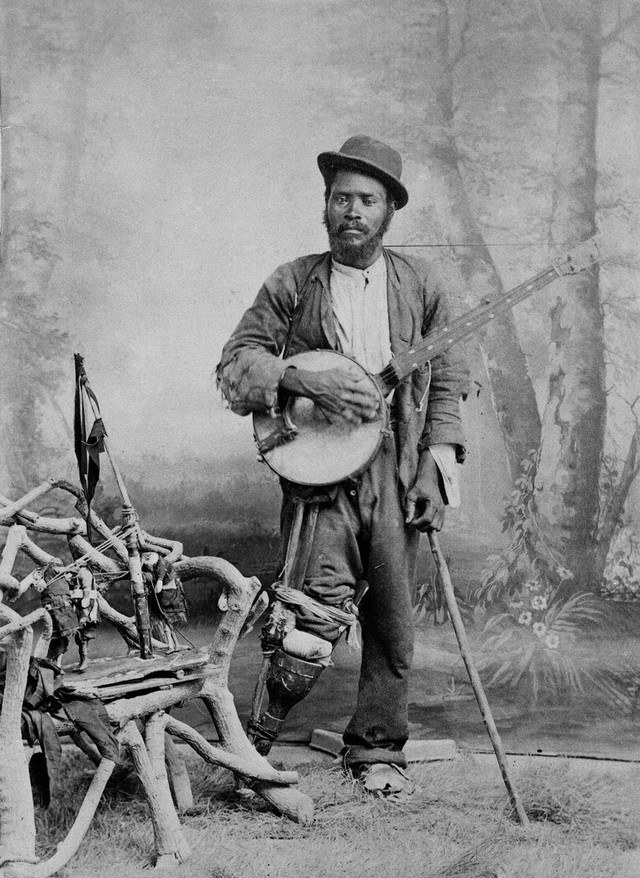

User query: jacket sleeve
[216,263,298,416]
[418,263,468,462]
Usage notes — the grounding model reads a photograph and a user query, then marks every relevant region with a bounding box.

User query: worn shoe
[352,762,414,797]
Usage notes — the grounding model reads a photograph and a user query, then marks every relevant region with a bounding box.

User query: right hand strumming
[280,366,381,426]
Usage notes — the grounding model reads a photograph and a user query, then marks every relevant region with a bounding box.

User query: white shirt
[330,254,392,375]
[330,255,460,508]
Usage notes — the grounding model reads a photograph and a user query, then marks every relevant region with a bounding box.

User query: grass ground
[36,748,640,878]
[21,533,640,877]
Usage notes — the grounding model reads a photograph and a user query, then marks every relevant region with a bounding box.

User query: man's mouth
[338,225,367,236]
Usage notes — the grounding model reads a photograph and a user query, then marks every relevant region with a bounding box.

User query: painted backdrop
[1,0,640,747]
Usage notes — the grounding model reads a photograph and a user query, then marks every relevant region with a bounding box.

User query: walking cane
[427,531,529,826]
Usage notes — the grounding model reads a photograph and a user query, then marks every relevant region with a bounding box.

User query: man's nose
[344,199,362,218]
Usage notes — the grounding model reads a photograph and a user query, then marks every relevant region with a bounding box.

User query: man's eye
[364,198,377,206]
[334,196,348,205]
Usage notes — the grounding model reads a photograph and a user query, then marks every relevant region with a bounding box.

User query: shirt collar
[331,252,386,283]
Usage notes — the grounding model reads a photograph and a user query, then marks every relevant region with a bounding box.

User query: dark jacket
[217,249,467,492]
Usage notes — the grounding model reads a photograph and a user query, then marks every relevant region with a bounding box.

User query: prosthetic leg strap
[273,584,360,648]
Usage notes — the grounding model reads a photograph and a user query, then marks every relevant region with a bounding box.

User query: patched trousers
[279,432,420,753]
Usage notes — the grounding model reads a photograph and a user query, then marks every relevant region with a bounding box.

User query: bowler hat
[317,135,408,209]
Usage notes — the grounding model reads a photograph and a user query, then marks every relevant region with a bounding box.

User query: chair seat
[56,649,212,702]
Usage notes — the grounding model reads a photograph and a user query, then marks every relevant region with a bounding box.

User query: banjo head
[252,350,387,486]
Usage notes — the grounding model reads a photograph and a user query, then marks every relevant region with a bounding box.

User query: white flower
[533,622,547,638]
[531,595,548,611]
[545,632,560,649]
[557,566,574,581]
[523,580,537,591]
[518,611,532,626]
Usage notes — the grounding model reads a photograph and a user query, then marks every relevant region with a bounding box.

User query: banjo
[253,238,602,486]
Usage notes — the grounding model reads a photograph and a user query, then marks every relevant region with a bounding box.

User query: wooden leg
[120,718,190,866]
[164,733,193,812]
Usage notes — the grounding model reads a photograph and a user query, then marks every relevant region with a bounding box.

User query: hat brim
[317,151,408,209]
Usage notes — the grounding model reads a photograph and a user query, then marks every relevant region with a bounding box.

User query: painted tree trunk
[594,424,640,587]
[0,1,95,486]
[534,0,605,587]
[408,0,541,482]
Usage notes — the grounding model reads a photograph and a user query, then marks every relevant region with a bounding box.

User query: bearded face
[323,170,395,268]
[323,203,395,265]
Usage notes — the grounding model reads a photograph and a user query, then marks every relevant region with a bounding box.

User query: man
[217,135,466,793]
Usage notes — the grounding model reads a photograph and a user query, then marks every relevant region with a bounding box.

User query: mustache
[336,221,368,233]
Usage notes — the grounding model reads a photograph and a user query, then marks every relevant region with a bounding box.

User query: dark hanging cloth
[20,658,63,808]
[74,353,107,542]
[57,694,120,763]
[1,656,120,808]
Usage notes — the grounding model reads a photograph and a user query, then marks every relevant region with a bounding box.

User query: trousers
[279,432,419,752]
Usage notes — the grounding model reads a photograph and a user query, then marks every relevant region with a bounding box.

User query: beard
[323,204,394,265]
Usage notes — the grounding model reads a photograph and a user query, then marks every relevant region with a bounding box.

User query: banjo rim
[252,350,388,486]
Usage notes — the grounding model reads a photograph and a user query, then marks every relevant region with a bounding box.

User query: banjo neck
[376,238,601,395]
